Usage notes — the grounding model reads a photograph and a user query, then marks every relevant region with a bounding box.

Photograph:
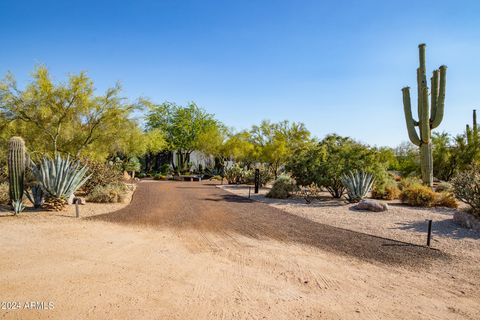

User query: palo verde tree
[401,44,447,186]
[145,101,223,172]
[0,66,153,161]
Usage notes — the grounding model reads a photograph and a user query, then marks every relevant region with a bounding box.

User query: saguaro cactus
[466,109,478,147]
[402,44,447,186]
[8,136,26,214]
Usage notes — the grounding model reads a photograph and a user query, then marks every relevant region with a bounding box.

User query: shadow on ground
[393,219,480,240]
[91,181,447,267]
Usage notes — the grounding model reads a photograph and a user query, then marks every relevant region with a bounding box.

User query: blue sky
[1,0,479,147]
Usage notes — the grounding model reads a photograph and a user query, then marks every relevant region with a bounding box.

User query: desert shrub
[224,164,244,184]
[341,171,375,203]
[398,176,423,191]
[81,159,123,194]
[435,181,453,193]
[286,134,387,198]
[452,167,480,217]
[243,167,273,187]
[400,183,436,207]
[0,165,7,184]
[372,175,401,200]
[435,192,458,208]
[210,175,223,181]
[266,175,298,199]
[86,183,127,203]
[0,182,9,204]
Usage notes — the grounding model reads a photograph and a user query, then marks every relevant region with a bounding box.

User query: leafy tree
[432,132,456,181]
[393,142,420,177]
[286,134,386,198]
[145,101,222,172]
[0,66,155,161]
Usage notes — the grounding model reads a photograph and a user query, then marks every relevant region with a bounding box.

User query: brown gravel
[91,181,445,267]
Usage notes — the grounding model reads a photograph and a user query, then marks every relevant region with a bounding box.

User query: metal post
[426,220,432,246]
[254,169,260,194]
[73,198,80,218]
[248,187,251,199]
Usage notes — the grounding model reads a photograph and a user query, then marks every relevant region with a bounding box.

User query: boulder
[353,199,388,212]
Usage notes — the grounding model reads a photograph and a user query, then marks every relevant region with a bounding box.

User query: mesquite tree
[402,44,447,186]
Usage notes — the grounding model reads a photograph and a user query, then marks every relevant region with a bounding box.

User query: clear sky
[1,0,479,147]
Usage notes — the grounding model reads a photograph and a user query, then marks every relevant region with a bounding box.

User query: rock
[453,211,480,231]
[353,199,388,212]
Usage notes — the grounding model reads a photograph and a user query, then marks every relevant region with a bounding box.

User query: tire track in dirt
[90,180,447,267]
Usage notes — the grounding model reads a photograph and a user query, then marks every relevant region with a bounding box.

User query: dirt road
[1,180,478,319]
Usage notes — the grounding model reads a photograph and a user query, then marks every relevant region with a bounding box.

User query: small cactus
[7,137,26,214]
[341,170,375,203]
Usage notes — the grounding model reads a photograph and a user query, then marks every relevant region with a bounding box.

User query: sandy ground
[1,181,479,319]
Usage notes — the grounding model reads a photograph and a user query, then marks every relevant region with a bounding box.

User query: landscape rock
[353,199,388,212]
[453,211,480,231]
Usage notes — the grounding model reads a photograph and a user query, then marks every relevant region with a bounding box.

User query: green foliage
[435,192,458,208]
[80,159,123,194]
[372,175,400,200]
[398,176,423,191]
[341,171,375,203]
[435,181,453,193]
[393,142,420,177]
[0,66,159,162]
[286,134,386,198]
[145,101,222,172]
[224,164,245,184]
[266,175,298,199]
[86,183,127,203]
[124,157,141,176]
[432,132,456,180]
[32,155,91,201]
[452,166,480,217]
[24,184,44,208]
[7,137,26,212]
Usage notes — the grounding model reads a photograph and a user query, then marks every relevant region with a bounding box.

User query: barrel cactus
[7,137,26,214]
[402,44,447,186]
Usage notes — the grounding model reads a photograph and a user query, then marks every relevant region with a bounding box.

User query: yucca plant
[341,170,375,203]
[31,155,91,211]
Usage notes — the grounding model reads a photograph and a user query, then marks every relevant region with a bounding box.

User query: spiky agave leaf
[341,170,375,203]
[31,155,92,201]
[12,199,25,215]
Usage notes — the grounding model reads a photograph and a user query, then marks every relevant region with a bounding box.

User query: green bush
[400,183,436,207]
[398,176,423,191]
[210,175,223,181]
[86,183,128,203]
[372,175,401,200]
[224,164,244,184]
[452,167,480,217]
[435,192,458,208]
[0,182,9,205]
[286,134,387,198]
[153,174,167,180]
[341,170,375,203]
[266,176,298,199]
[80,159,123,194]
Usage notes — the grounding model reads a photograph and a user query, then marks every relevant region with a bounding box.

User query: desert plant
[224,164,245,184]
[401,44,447,186]
[435,192,458,208]
[80,159,123,194]
[400,183,436,207]
[153,174,167,180]
[341,171,375,203]
[372,176,401,200]
[398,176,423,191]
[8,137,26,214]
[24,183,44,209]
[266,175,298,199]
[210,175,223,181]
[86,183,127,203]
[435,181,453,193]
[0,182,9,204]
[451,167,480,217]
[32,155,91,210]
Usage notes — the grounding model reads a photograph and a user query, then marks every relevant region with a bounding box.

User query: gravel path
[92,180,445,267]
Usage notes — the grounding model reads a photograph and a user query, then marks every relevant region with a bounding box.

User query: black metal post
[248,187,251,199]
[254,169,260,194]
[427,220,432,246]
[73,198,80,218]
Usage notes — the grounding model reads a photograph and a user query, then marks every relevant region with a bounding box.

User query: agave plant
[25,183,44,209]
[31,155,91,210]
[341,170,375,203]
[11,199,25,215]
